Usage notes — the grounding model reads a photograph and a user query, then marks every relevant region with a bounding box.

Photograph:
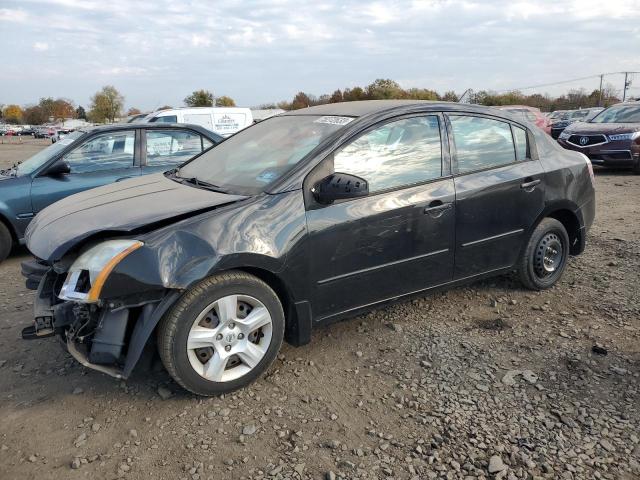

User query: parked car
[550,108,604,139]
[558,102,640,173]
[496,105,551,134]
[0,123,221,261]
[34,127,57,139]
[20,100,595,396]
[142,107,253,137]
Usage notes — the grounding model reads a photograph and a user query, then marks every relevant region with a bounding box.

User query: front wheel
[518,218,570,290]
[0,222,13,262]
[157,271,284,396]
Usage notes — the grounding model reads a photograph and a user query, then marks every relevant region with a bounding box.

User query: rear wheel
[0,222,13,262]
[157,271,284,396]
[518,218,570,290]
[633,159,640,175]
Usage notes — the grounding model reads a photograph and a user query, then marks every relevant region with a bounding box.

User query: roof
[284,100,501,117]
[80,122,223,141]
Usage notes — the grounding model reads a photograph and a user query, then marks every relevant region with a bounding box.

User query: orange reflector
[86,241,143,302]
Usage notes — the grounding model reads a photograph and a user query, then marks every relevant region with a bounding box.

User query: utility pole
[598,74,604,107]
[623,72,628,102]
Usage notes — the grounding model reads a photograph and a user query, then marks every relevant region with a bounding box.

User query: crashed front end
[21,239,180,379]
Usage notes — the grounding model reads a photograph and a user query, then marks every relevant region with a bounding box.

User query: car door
[446,114,545,279]
[306,114,456,321]
[31,129,141,213]
[142,128,214,174]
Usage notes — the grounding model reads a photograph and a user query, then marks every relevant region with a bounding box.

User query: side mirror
[313,172,368,204]
[44,159,71,176]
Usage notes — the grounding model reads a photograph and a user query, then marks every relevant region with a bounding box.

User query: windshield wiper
[172,173,228,193]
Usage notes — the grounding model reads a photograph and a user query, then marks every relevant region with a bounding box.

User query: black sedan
[22,101,595,395]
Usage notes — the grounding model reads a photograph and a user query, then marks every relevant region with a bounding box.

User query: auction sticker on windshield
[314,116,354,126]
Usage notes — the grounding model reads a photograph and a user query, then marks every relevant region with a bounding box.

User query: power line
[496,71,640,93]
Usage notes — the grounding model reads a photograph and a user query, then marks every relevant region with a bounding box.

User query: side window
[146,130,205,167]
[333,116,442,193]
[63,131,135,173]
[202,137,214,150]
[448,116,515,173]
[512,126,528,160]
[150,115,178,123]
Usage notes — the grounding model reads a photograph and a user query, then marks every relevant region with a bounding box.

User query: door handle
[424,201,452,218]
[521,178,541,191]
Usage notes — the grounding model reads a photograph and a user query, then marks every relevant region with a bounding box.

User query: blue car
[0,123,221,260]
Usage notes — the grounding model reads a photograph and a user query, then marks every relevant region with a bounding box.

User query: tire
[0,222,13,262]
[633,159,640,175]
[157,271,284,396]
[518,218,570,291]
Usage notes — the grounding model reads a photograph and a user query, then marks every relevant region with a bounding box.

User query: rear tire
[518,218,570,291]
[633,159,640,175]
[157,271,284,396]
[0,222,13,262]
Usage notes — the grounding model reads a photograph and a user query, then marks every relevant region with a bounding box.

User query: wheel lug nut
[238,333,244,340]
[225,345,231,352]
[229,322,235,329]
[216,334,223,340]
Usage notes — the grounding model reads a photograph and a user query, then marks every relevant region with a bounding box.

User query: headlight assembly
[608,132,640,142]
[59,240,143,302]
[559,131,571,140]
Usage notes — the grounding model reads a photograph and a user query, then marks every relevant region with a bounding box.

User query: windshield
[590,105,640,123]
[15,131,84,176]
[571,110,589,120]
[176,115,353,194]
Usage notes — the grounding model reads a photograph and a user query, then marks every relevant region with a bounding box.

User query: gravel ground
[0,139,638,480]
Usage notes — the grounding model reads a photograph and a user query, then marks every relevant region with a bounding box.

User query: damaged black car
[21,101,595,396]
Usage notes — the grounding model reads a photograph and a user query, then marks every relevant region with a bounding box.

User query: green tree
[215,95,236,107]
[365,79,404,99]
[88,85,124,123]
[184,89,214,107]
[76,106,87,119]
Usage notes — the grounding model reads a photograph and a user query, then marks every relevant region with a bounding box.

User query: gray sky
[1,0,639,110]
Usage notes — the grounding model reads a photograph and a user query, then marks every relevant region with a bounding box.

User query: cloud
[1,0,639,109]
[32,42,49,51]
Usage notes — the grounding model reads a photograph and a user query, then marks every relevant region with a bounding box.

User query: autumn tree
[365,79,404,99]
[215,96,236,107]
[2,105,23,124]
[329,90,344,103]
[157,105,173,111]
[291,92,312,110]
[51,99,76,120]
[23,106,47,125]
[127,107,142,116]
[88,85,124,123]
[441,90,458,102]
[184,89,214,107]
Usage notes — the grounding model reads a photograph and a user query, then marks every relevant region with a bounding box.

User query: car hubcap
[186,295,273,383]
[534,233,563,278]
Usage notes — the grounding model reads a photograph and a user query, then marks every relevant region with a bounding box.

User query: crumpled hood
[26,173,247,261]
[564,122,640,135]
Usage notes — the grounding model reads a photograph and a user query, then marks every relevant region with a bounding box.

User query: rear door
[142,128,215,174]
[31,129,142,213]
[446,114,545,278]
[306,114,456,320]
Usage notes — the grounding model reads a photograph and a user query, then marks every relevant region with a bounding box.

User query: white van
[143,107,253,137]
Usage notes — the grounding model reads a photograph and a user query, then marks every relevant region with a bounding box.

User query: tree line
[0,87,237,125]
[260,78,623,112]
[1,79,624,125]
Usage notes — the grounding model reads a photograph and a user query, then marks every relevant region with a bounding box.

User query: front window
[176,115,352,194]
[63,130,136,173]
[590,105,640,123]
[333,116,442,193]
[15,131,84,175]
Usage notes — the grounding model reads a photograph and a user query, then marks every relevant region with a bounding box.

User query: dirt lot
[0,139,638,480]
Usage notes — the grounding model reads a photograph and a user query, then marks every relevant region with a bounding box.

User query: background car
[21,101,595,396]
[496,105,551,134]
[550,108,604,139]
[0,123,222,261]
[558,102,640,173]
